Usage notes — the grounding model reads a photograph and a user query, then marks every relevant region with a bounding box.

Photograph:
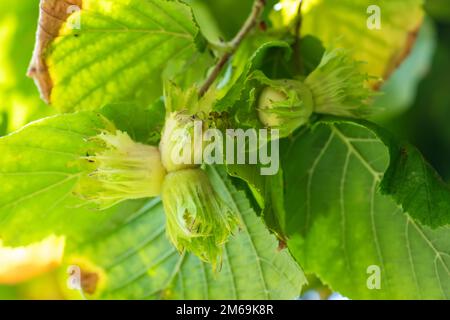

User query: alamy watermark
[67,265,87,299]
[367,5,381,30]
[366,265,381,290]
[67,5,81,30]
[169,121,280,176]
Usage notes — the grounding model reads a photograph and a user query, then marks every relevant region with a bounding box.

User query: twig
[293,0,304,74]
[198,0,266,97]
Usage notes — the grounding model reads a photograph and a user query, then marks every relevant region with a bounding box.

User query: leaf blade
[38,0,201,111]
[70,167,306,299]
[272,0,425,82]
[0,112,147,247]
[282,119,450,299]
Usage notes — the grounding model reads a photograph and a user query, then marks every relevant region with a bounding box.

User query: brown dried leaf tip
[377,22,422,90]
[28,0,82,103]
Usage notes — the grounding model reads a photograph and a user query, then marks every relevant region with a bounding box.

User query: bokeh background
[0,0,449,299]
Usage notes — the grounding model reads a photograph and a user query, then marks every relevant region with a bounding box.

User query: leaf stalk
[198,0,266,97]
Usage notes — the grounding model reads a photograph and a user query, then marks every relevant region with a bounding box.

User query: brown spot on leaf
[277,239,287,251]
[28,0,82,103]
[80,269,99,295]
[259,21,267,31]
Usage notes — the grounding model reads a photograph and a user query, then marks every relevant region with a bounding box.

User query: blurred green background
[0,0,449,299]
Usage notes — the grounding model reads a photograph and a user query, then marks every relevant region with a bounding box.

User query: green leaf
[163,48,214,91]
[67,166,305,299]
[189,0,278,40]
[214,36,324,128]
[0,113,304,298]
[0,285,18,299]
[214,40,292,131]
[99,99,165,145]
[379,144,450,229]
[227,164,287,237]
[216,39,291,110]
[282,118,450,299]
[0,112,147,247]
[293,35,326,76]
[273,0,425,82]
[45,0,201,111]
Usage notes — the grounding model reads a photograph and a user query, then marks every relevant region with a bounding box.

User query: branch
[199,0,266,97]
[293,0,304,74]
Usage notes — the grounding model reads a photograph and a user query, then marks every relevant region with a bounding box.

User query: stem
[293,0,304,74]
[199,0,266,97]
